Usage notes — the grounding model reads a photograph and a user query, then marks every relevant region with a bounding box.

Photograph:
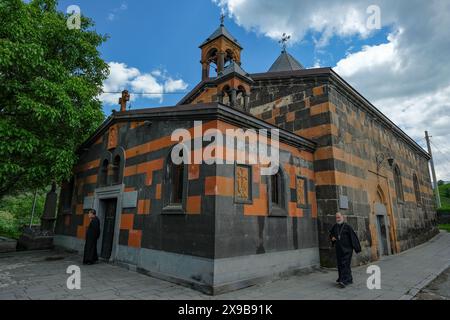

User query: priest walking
[83,209,101,265]
[329,212,361,288]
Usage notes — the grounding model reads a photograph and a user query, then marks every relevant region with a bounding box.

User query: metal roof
[268,50,304,72]
[199,24,242,49]
[217,61,253,82]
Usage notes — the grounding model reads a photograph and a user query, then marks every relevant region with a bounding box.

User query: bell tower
[178,15,252,109]
[199,14,243,80]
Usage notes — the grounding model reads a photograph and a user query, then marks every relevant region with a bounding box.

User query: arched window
[171,159,184,205]
[271,173,280,206]
[163,148,187,212]
[413,173,422,205]
[269,168,286,215]
[100,159,109,186]
[393,165,404,202]
[112,155,121,185]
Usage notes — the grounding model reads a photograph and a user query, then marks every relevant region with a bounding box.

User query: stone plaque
[83,196,94,210]
[339,195,349,210]
[122,191,138,208]
[297,177,307,207]
[235,165,250,201]
[107,125,118,150]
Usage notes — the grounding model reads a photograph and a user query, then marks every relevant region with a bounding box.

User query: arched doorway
[374,186,392,257]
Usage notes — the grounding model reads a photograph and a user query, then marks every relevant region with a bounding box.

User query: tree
[0,0,109,198]
[438,180,445,186]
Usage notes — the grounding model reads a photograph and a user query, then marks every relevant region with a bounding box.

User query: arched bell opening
[236,85,249,110]
[202,47,219,79]
[220,85,232,106]
[224,49,236,69]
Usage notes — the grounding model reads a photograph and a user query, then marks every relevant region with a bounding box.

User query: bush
[438,183,450,210]
[0,190,47,239]
[437,208,450,214]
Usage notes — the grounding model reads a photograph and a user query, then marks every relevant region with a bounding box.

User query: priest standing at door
[329,212,361,288]
[83,209,101,265]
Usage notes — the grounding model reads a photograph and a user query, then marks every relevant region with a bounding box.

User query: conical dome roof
[199,24,242,49]
[268,50,304,72]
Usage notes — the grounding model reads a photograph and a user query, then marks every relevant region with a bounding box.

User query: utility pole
[425,131,441,208]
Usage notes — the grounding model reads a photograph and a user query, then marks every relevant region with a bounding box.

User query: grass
[439,224,450,233]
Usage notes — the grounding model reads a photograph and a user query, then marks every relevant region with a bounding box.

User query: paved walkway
[0,232,449,300]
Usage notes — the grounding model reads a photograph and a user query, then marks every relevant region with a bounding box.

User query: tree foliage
[0,0,109,198]
[0,189,46,239]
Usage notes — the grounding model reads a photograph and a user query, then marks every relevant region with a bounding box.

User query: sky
[55,0,450,180]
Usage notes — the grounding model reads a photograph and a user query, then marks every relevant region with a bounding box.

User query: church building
[54,19,439,295]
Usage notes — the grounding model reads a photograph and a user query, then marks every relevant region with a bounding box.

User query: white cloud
[164,78,189,93]
[100,62,188,106]
[216,0,450,180]
[130,74,164,102]
[216,0,379,47]
[107,2,128,21]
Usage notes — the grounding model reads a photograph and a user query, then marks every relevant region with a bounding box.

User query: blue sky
[53,0,450,179]
[57,0,388,109]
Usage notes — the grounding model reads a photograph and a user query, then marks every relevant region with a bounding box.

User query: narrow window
[413,174,421,205]
[271,173,280,206]
[100,159,109,186]
[172,160,184,204]
[165,149,185,207]
[269,168,287,216]
[394,165,404,202]
[112,155,121,184]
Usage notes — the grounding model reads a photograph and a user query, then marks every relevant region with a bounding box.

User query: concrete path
[0,232,449,300]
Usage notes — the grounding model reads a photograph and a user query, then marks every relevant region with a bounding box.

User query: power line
[430,141,450,160]
[431,138,450,155]
[430,141,450,173]
[103,91,189,95]
[431,152,450,171]
[430,145,450,166]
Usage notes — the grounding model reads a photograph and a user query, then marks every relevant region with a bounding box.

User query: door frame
[374,204,391,257]
[99,198,118,260]
[93,184,124,262]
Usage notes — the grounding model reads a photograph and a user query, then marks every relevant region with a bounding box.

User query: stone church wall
[248,71,439,267]
[55,108,320,294]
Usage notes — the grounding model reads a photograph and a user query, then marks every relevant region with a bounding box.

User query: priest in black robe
[83,209,100,265]
[329,212,361,288]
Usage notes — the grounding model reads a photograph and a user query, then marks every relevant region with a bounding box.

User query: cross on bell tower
[279,33,291,52]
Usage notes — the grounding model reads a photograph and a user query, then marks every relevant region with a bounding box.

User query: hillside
[439,183,450,210]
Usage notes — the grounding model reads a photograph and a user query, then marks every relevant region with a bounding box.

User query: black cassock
[329,223,361,285]
[83,216,100,264]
